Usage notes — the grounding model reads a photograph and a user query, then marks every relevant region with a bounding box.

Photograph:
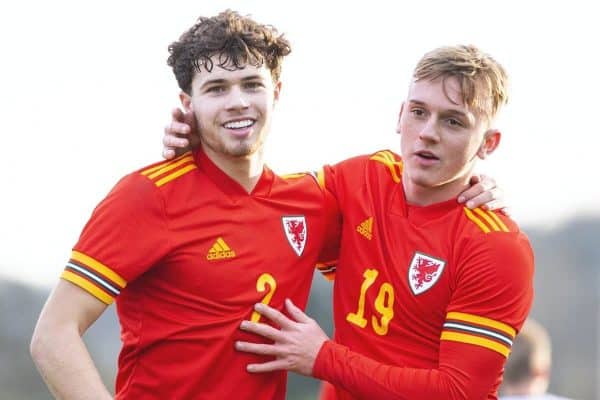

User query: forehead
[407,77,468,112]
[192,55,272,86]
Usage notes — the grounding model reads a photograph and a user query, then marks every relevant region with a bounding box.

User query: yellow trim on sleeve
[155,164,197,187]
[486,210,510,232]
[441,331,510,357]
[71,251,127,288]
[61,270,114,305]
[463,208,491,233]
[446,311,516,338]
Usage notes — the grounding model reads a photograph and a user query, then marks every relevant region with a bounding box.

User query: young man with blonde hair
[232,45,535,399]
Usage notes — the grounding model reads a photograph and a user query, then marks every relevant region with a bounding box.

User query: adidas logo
[207,237,236,260]
[356,217,373,240]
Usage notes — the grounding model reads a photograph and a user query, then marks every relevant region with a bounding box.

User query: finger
[464,192,492,209]
[477,174,496,191]
[458,180,492,205]
[182,109,197,127]
[247,359,289,373]
[253,303,294,329]
[171,107,185,123]
[285,298,311,323]
[162,134,190,149]
[240,320,284,341]
[468,174,482,185]
[162,148,175,160]
[235,341,280,356]
[165,121,191,137]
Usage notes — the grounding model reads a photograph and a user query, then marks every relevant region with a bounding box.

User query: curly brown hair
[167,10,291,94]
[413,45,509,122]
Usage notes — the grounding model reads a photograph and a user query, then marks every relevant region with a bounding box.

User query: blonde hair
[413,45,508,122]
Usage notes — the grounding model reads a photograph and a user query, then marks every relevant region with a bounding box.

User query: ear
[179,91,193,112]
[396,102,406,135]
[273,80,282,105]
[477,129,501,159]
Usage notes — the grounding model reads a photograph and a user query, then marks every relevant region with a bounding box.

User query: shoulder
[325,149,403,183]
[458,207,533,269]
[133,152,198,190]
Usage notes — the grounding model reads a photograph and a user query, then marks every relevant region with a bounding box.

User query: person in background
[500,318,572,400]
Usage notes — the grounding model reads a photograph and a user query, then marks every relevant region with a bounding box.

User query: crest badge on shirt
[408,252,446,295]
[282,216,307,256]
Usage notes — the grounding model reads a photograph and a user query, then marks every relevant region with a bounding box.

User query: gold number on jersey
[250,273,277,323]
[346,269,379,328]
[346,268,395,335]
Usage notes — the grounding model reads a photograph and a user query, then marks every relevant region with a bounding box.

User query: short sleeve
[61,173,173,304]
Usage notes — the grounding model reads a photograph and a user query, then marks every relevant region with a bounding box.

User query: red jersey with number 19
[61,148,339,399]
[313,151,534,400]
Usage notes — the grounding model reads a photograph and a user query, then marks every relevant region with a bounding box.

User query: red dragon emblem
[282,216,307,256]
[409,252,446,295]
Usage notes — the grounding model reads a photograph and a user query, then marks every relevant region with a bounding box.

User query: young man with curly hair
[30,10,343,399]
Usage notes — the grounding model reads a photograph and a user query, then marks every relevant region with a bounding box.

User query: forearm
[313,340,502,400]
[31,324,112,400]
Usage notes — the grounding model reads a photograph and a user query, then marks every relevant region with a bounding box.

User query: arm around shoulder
[30,279,112,400]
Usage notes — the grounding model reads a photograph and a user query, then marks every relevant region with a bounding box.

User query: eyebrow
[200,75,265,89]
[408,99,471,119]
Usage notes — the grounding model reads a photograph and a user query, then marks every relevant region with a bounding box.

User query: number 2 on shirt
[250,273,277,323]
[346,268,395,335]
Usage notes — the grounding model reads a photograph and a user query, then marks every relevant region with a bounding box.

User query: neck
[403,173,471,207]
[203,146,264,193]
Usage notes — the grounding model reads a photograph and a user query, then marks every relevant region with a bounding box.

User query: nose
[225,85,250,111]
[418,118,440,142]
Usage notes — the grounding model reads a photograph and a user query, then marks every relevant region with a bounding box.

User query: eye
[410,108,426,117]
[446,118,464,127]
[244,81,264,90]
[206,85,226,94]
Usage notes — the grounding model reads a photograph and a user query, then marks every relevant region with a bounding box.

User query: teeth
[224,119,254,129]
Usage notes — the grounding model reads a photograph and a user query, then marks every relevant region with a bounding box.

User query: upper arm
[34,279,108,337]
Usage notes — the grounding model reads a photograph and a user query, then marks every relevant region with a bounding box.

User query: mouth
[415,150,439,161]
[222,119,256,130]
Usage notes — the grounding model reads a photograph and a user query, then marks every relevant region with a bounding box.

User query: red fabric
[316,151,534,400]
[66,148,340,399]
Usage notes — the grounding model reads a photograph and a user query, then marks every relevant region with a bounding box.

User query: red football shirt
[313,150,534,400]
[61,148,339,399]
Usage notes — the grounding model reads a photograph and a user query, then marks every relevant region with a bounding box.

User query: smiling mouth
[223,119,255,129]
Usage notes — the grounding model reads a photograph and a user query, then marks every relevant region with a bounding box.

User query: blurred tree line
[1,216,597,399]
